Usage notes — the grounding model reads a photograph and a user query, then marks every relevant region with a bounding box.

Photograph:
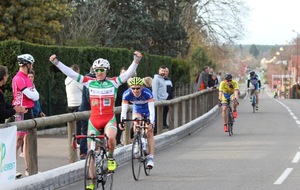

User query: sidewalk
[16,133,70,178]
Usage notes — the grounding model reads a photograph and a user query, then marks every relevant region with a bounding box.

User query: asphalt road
[55,91,300,190]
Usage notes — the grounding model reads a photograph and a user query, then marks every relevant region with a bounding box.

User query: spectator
[152,66,169,134]
[142,76,153,91]
[195,66,209,92]
[115,67,129,148]
[78,66,95,159]
[18,70,46,160]
[28,70,46,118]
[163,67,174,129]
[0,65,27,124]
[12,54,39,177]
[152,66,168,101]
[65,64,83,145]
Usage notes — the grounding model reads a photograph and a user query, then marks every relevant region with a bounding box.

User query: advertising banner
[0,126,17,184]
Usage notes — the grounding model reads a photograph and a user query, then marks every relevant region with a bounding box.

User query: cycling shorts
[87,115,117,142]
[17,108,33,137]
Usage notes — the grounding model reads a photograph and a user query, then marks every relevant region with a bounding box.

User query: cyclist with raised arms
[120,77,155,169]
[247,70,261,110]
[218,73,239,132]
[49,52,142,190]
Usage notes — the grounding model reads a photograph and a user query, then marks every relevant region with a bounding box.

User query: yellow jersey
[219,80,239,100]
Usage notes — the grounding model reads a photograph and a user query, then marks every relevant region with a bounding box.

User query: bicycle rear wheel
[98,151,113,190]
[131,135,143,181]
[84,150,96,189]
[252,95,256,113]
[101,171,113,190]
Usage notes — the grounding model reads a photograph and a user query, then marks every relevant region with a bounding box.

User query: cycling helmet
[17,54,35,66]
[224,73,232,80]
[127,77,144,86]
[250,70,255,76]
[92,58,110,70]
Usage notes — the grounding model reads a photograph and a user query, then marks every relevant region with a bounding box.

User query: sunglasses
[94,68,107,73]
[131,87,141,90]
[227,80,232,82]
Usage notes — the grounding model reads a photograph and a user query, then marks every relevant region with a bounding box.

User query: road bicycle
[72,129,113,190]
[122,115,151,181]
[226,98,235,136]
[248,88,258,113]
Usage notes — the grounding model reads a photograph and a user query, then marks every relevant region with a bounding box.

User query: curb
[3,106,220,190]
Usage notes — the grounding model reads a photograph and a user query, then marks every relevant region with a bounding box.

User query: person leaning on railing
[0,65,27,124]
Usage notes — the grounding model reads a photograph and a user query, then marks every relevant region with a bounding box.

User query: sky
[237,0,300,45]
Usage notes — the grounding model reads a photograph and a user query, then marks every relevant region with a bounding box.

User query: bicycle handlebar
[72,133,108,149]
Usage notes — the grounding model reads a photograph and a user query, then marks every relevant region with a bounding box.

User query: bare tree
[181,0,249,46]
[58,0,117,46]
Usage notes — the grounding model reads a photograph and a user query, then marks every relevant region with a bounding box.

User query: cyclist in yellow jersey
[218,73,239,132]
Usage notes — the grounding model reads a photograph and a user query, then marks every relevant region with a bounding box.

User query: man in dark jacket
[115,67,128,147]
[78,66,95,159]
[0,65,27,123]
[163,67,174,129]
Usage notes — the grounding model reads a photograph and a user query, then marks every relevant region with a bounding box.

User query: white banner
[0,126,17,184]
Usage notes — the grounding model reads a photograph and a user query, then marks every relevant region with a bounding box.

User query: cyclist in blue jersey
[120,77,155,169]
[247,70,261,110]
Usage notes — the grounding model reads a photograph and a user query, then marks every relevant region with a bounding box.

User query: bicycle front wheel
[227,108,233,136]
[131,135,143,181]
[84,150,96,189]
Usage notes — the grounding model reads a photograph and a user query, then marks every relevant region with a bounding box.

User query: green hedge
[0,40,190,116]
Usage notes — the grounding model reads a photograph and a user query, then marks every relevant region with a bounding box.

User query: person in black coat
[0,65,26,123]
[115,67,129,147]
[163,67,174,129]
[78,66,95,159]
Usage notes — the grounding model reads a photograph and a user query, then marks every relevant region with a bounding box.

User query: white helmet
[92,58,110,70]
[17,54,35,66]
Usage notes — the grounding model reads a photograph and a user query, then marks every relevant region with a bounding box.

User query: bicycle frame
[122,115,151,180]
[72,131,113,190]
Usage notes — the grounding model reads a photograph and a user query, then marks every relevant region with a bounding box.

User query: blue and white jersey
[248,74,260,89]
[122,87,153,116]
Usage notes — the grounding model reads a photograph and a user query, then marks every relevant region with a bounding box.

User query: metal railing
[0,89,218,176]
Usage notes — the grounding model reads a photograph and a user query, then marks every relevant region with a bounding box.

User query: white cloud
[238,0,300,45]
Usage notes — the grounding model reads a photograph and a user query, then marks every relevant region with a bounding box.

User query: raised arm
[119,51,142,83]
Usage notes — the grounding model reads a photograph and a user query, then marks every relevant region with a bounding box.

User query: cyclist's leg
[105,116,118,171]
[222,104,227,124]
[105,116,117,157]
[255,90,259,106]
[221,94,228,124]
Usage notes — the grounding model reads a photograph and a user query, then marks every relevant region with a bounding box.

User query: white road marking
[293,116,298,120]
[292,152,300,163]
[296,120,300,125]
[274,168,293,185]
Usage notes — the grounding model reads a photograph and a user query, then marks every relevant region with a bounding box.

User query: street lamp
[292,30,299,99]
[276,48,285,97]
